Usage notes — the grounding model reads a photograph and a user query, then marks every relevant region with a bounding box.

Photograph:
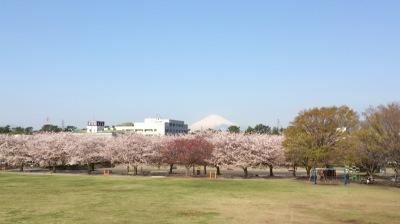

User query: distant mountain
[190,114,235,131]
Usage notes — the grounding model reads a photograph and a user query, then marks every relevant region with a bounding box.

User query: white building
[115,118,188,136]
[87,120,105,133]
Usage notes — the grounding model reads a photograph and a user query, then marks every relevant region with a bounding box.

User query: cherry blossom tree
[179,135,213,175]
[147,135,168,170]
[228,133,258,178]
[207,132,232,175]
[0,131,283,178]
[70,135,108,174]
[162,134,213,176]
[209,133,256,178]
[111,133,152,175]
[102,136,118,167]
[0,135,8,168]
[161,135,182,174]
[252,134,284,176]
[0,135,33,171]
[193,131,215,174]
[208,133,284,178]
[31,133,77,172]
[170,136,200,176]
[196,136,214,175]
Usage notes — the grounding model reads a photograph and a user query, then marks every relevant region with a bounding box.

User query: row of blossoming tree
[2,102,397,180]
[0,132,284,178]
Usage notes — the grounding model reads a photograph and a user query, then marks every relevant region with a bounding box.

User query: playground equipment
[310,167,363,185]
[347,166,361,181]
[209,171,217,180]
[310,168,338,184]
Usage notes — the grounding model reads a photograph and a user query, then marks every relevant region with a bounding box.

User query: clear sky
[0,1,399,129]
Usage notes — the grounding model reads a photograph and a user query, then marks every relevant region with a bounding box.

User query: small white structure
[87,120,105,133]
[115,118,188,136]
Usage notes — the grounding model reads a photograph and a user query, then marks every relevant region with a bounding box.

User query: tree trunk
[243,167,248,178]
[292,164,297,177]
[216,166,221,176]
[185,166,190,176]
[306,166,312,177]
[169,164,174,174]
[367,166,376,179]
[52,165,56,173]
[134,166,138,176]
[203,165,207,175]
[269,165,274,177]
[87,164,92,174]
[192,166,195,176]
[127,165,130,174]
[19,164,24,172]
[91,163,95,171]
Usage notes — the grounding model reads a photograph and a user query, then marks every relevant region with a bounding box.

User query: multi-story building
[86,120,105,133]
[115,118,188,136]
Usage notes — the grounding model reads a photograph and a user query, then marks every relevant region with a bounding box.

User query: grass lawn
[0,173,399,224]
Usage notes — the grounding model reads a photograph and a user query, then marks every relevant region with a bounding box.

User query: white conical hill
[190,114,235,131]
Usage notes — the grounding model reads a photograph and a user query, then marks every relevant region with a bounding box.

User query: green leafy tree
[253,124,271,134]
[0,126,33,135]
[245,126,254,134]
[24,127,34,134]
[351,124,386,178]
[64,126,77,132]
[355,103,400,181]
[272,127,285,135]
[12,127,26,134]
[228,125,240,133]
[0,125,11,134]
[283,106,359,176]
[40,124,62,133]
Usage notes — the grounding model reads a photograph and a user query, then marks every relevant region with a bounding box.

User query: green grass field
[0,173,399,224]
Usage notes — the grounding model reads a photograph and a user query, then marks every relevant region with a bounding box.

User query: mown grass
[0,172,399,224]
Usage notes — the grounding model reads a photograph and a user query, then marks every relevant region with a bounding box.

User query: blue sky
[0,1,399,129]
